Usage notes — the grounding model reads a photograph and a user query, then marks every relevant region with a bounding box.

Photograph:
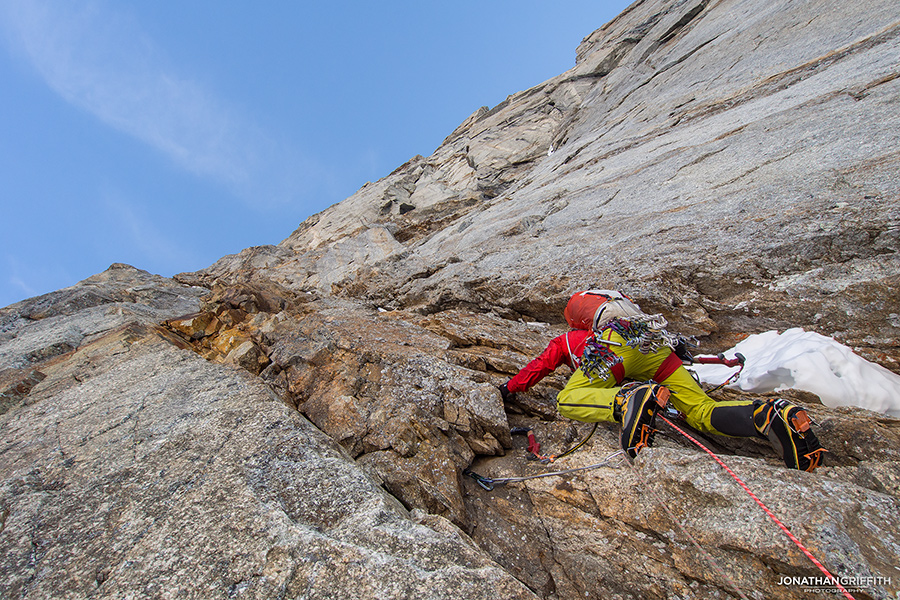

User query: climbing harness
[654,414,857,600]
[463,450,625,491]
[580,316,690,383]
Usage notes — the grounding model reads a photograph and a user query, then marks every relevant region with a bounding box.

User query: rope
[550,422,599,462]
[528,423,599,463]
[702,363,744,394]
[657,415,857,600]
[624,456,751,600]
[464,450,625,491]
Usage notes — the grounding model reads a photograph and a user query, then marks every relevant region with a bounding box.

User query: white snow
[690,328,900,417]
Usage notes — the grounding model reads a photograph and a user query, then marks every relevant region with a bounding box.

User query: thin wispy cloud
[101,188,198,269]
[4,253,68,300]
[0,0,309,206]
[8,272,36,299]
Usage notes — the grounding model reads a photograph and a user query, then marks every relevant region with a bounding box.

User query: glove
[499,382,514,402]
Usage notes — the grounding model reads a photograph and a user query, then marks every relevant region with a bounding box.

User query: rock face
[197,0,900,363]
[0,266,535,599]
[3,0,900,599]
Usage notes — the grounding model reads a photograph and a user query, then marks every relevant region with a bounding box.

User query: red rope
[626,456,751,599]
[657,415,857,600]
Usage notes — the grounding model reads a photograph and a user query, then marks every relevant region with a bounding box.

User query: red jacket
[507,329,592,393]
[506,328,684,392]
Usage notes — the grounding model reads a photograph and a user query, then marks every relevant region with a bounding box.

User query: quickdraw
[604,316,682,354]
[693,352,746,393]
[463,450,625,491]
[580,336,623,382]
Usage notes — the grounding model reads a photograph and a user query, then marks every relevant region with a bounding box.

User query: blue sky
[0,1,629,309]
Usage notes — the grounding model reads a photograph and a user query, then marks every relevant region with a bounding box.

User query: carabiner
[463,468,495,491]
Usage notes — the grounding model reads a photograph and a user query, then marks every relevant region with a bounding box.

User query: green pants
[557,330,752,437]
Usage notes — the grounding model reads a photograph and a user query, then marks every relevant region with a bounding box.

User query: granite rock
[4,0,900,598]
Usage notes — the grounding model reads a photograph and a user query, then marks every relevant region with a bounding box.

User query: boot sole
[621,386,670,459]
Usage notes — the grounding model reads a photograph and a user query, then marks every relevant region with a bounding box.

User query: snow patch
[691,328,900,417]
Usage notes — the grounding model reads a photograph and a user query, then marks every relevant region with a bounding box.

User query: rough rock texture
[0,267,535,599]
[4,0,900,598]
[194,0,900,365]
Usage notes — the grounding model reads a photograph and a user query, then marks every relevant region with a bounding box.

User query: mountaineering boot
[617,382,670,460]
[753,399,827,472]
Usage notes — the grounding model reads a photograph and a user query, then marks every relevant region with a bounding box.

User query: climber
[501,290,827,472]
[498,327,592,402]
[499,290,695,401]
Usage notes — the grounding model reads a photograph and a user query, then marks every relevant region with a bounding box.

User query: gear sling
[558,291,755,438]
